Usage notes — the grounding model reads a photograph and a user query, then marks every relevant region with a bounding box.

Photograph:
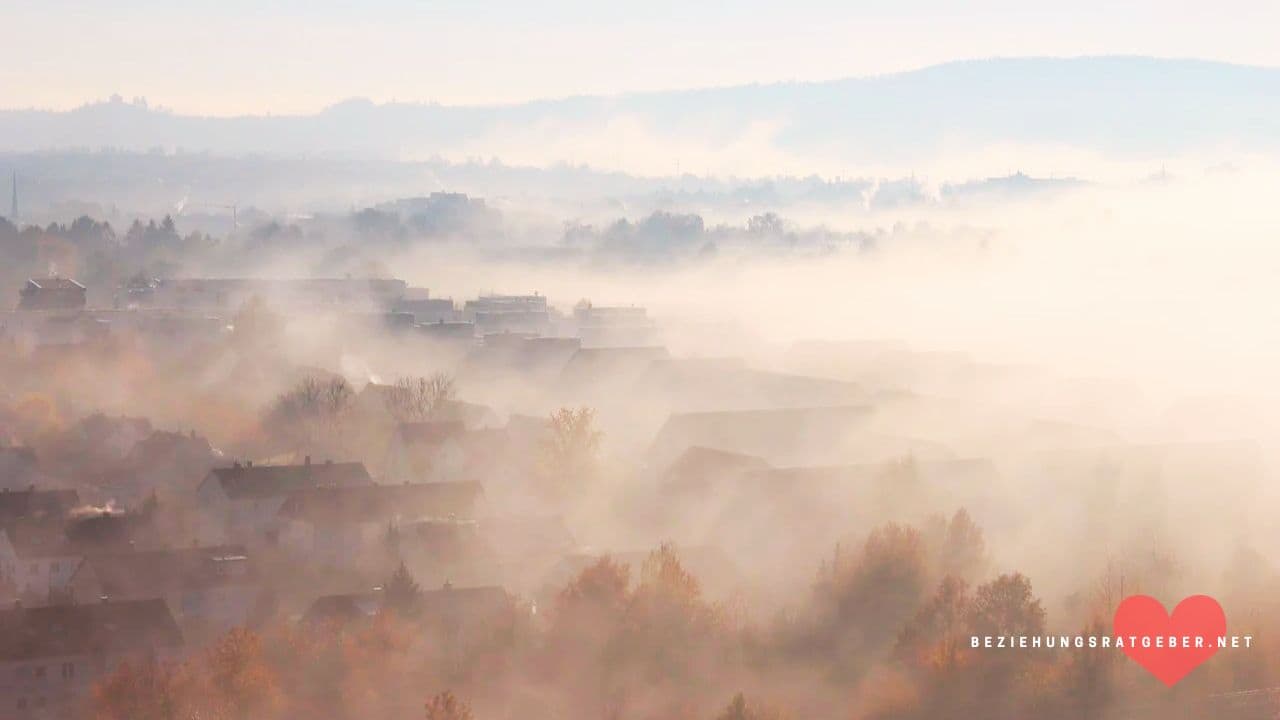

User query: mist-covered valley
[4,51,1280,720]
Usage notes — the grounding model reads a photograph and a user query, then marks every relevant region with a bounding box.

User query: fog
[4,71,1280,719]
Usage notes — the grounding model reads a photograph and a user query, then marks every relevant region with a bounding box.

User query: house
[1,511,145,602]
[302,583,514,648]
[463,294,550,335]
[393,295,456,324]
[277,482,485,568]
[0,523,83,601]
[559,346,669,390]
[302,590,383,625]
[195,460,373,545]
[418,583,515,651]
[66,545,261,635]
[1,504,160,599]
[417,320,476,343]
[572,300,659,347]
[383,422,467,482]
[151,277,407,312]
[460,335,581,383]
[17,277,86,312]
[0,489,80,529]
[0,598,183,718]
[89,429,222,506]
[660,446,772,496]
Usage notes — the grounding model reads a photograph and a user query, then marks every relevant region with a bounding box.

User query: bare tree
[266,376,354,455]
[385,372,456,423]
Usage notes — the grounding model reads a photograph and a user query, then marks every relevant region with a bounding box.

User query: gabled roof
[73,545,252,598]
[560,346,669,384]
[0,599,183,661]
[303,592,381,624]
[302,584,510,626]
[4,511,142,558]
[420,584,509,617]
[663,446,771,483]
[205,461,373,499]
[278,482,484,525]
[24,277,86,291]
[0,488,80,527]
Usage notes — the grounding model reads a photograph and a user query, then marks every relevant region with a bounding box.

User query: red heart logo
[1113,594,1225,686]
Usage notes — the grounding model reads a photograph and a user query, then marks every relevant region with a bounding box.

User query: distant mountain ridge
[2,57,1279,163]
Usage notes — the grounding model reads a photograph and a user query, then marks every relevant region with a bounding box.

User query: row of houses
[12,276,661,350]
[0,457,514,718]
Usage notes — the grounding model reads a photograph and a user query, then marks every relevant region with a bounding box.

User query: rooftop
[0,599,183,662]
[278,482,484,525]
[205,461,373,499]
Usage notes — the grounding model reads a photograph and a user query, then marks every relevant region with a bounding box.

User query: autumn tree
[385,372,457,423]
[622,543,725,682]
[1060,616,1117,720]
[92,628,281,720]
[966,572,1048,712]
[896,575,972,672]
[810,523,930,675]
[926,508,988,582]
[204,627,283,719]
[91,658,186,720]
[968,572,1045,638]
[548,556,631,667]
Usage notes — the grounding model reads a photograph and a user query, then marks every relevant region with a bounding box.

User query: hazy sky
[6,0,1280,115]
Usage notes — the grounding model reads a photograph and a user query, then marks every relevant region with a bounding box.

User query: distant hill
[2,57,1278,164]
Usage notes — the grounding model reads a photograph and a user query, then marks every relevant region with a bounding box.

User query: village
[0,268,1275,720]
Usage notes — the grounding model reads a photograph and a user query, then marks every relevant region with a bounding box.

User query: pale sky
[5,0,1280,116]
